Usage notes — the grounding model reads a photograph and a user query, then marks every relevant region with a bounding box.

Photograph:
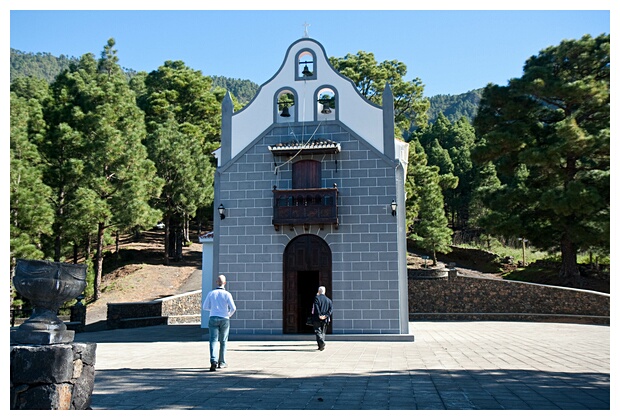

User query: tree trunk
[164,214,171,266]
[184,215,190,243]
[93,222,105,301]
[115,230,123,260]
[559,156,581,286]
[54,233,62,262]
[84,233,91,260]
[559,234,581,286]
[175,227,183,261]
[53,191,66,262]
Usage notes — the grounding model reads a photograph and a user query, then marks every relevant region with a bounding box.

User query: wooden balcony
[272,187,338,230]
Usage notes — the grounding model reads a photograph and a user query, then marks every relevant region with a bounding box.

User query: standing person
[311,286,333,351]
[203,274,236,371]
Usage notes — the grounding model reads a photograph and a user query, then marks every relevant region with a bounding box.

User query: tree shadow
[90,367,610,410]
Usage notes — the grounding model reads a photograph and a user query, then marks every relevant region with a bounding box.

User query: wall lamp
[391,200,397,216]
[218,204,226,220]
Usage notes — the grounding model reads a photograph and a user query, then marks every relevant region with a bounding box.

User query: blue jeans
[208,316,230,364]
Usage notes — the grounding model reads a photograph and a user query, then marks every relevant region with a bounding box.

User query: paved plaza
[75,321,611,411]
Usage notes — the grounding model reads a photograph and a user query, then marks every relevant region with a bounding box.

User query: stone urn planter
[11,259,87,345]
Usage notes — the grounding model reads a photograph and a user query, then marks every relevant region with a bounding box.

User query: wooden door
[283,234,332,333]
[292,160,321,189]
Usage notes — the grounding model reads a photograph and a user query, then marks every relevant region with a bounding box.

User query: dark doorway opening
[283,234,332,334]
[298,271,319,333]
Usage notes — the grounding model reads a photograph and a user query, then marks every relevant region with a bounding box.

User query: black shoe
[210,362,217,371]
[319,345,325,351]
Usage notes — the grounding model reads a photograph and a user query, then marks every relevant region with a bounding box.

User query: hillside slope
[84,231,202,326]
[84,230,609,327]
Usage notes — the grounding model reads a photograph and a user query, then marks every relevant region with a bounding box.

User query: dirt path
[84,231,203,326]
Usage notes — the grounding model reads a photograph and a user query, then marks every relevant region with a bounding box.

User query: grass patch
[502,264,557,283]
[460,242,547,265]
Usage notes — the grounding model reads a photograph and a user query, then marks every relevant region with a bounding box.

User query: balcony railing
[272,187,338,229]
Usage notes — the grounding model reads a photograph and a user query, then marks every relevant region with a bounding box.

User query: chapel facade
[202,37,410,335]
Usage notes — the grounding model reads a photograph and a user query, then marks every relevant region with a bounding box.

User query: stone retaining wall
[409,272,610,325]
[10,342,96,409]
[106,290,201,329]
[159,290,201,317]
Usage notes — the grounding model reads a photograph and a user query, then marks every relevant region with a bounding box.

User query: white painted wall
[230,39,384,158]
[199,235,214,328]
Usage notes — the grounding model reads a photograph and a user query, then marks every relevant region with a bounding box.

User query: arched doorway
[283,234,332,334]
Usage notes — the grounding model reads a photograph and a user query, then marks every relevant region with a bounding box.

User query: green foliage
[211,75,259,105]
[406,138,453,263]
[412,114,480,229]
[427,89,483,124]
[81,258,96,302]
[142,60,222,147]
[501,265,556,283]
[10,36,610,293]
[33,39,163,299]
[143,119,214,217]
[486,243,547,265]
[10,91,55,263]
[11,47,139,84]
[10,48,78,83]
[473,34,610,285]
[139,60,220,262]
[329,51,429,133]
[467,162,502,229]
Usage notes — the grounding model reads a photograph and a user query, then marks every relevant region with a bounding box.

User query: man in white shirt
[203,274,236,371]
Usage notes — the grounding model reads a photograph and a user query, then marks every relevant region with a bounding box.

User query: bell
[321,103,332,114]
[302,64,313,77]
[280,106,291,118]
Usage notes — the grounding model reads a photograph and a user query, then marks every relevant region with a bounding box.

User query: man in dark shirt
[311,286,333,351]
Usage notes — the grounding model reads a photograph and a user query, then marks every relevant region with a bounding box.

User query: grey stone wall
[107,301,164,329]
[159,291,202,317]
[218,121,403,334]
[409,273,610,325]
[106,291,202,328]
[10,342,96,410]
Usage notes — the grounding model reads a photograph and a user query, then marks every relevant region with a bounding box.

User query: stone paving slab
[75,321,611,411]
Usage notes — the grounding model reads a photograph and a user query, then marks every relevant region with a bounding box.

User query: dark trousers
[313,320,327,348]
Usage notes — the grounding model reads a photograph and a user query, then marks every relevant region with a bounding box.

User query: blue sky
[6,3,613,97]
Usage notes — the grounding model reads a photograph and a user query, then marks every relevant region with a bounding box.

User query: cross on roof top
[303,22,310,38]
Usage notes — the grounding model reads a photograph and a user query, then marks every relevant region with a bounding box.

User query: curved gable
[228,38,385,158]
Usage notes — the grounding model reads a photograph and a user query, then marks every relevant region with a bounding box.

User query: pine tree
[413,114,478,229]
[44,39,162,300]
[139,60,219,263]
[329,51,429,132]
[406,138,453,264]
[10,91,54,264]
[473,34,610,285]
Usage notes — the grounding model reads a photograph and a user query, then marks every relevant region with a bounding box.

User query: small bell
[302,64,313,77]
[280,106,291,118]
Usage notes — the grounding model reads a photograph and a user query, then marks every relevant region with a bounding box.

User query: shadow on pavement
[90,367,610,410]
